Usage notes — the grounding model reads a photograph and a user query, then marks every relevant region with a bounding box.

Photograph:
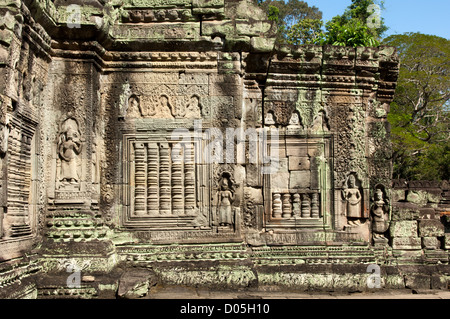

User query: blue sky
[305,0,450,39]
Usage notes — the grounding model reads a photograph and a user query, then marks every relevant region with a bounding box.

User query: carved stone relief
[118,77,207,120]
[57,118,82,186]
[342,173,368,226]
[126,95,143,118]
[371,185,390,243]
[0,0,420,299]
[217,172,234,227]
[272,101,295,126]
[310,109,330,132]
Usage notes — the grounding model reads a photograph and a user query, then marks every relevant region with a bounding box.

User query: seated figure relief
[127,93,202,119]
[126,95,143,118]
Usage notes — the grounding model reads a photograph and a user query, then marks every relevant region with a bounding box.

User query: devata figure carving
[58,118,82,183]
[371,187,390,239]
[343,174,362,226]
[311,110,330,132]
[218,175,234,226]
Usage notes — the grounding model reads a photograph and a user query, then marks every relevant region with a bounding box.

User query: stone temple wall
[0,0,447,298]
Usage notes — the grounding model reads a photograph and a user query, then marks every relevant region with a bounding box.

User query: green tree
[383,33,450,180]
[257,0,322,27]
[328,0,388,39]
[259,0,387,47]
[257,0,322,44]
[318,0,387,47]
[319,19,379,47]
[286,18,323,45]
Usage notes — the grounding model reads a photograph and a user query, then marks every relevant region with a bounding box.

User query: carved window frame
[263,133,334,230]
[120,130,213,230]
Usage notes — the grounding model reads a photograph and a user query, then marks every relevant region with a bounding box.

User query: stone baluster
[159,143,171,215]
[311,193,320,218]
[134,142,147,216]
[184,144,196,211]
[147,143,159,215]
[301,193,311,218]
[282,193,292,218]
[272,193,282,218]
[171,143,184,215]
[292,193,301,217]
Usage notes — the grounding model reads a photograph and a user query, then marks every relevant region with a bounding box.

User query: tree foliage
[256,0,322,44]
[383,33,450,180]
[317,0,387,47]
[258,0,386,47]
[327,0,388,39]
[286,18,323,45]
[257,0,322,27]
[318,19,379,47]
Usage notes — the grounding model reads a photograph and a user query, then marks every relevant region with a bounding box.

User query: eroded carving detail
[311,109,330,132]
[217,173,234,226]
[371,185,390,243]
[126,95,143,118]
[0,123,9,156]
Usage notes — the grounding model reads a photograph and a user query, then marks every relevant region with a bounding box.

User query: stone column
[134,142,147,216]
